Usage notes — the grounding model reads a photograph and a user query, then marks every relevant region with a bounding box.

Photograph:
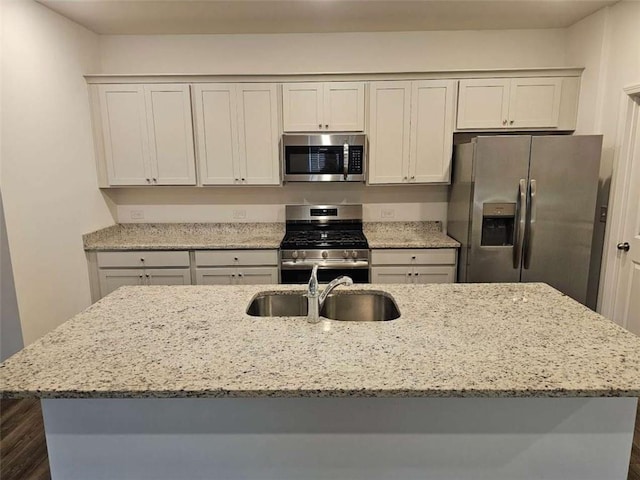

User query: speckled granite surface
[83,223,285,250]
[364,222,460,248]
[2,283,639,399]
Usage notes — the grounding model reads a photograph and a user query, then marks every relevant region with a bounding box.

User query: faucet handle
[308,264,319,296]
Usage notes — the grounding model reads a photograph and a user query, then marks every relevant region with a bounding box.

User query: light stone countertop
[2,283,639,399]
[83,222,460,251]
[83,223,285,250]
[364,222,460,248]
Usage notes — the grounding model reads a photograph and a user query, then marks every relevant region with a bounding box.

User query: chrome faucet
[307,265,353,324]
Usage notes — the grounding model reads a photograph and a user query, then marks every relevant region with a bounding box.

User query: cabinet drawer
[371,249,456,265]
[195,250,278,267]
[97,251,190,268]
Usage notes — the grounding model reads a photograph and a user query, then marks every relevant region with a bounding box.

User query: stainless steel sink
[320,291,400,322]
[246,292,307,317]
[246,290,400,321]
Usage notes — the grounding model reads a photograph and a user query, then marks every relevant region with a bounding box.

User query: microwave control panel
[348,147,364,173]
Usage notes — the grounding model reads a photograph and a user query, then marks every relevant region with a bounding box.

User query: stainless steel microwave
[282,134,366,182]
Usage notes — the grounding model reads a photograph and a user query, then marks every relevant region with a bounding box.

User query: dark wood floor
[1,399,639,479]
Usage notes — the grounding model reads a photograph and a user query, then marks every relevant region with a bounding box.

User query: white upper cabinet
[457,77,563,130]
[98,85,150,185]
[193,83,280,186]
[282,82,365,132]
[369,80,456,185]
[97,84,196,186]
[409,80,456,183]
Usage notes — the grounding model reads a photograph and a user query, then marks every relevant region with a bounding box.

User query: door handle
[617,242,630,252]
[514,179,527,269]
[523,179,537,269]
[343,143,349,180]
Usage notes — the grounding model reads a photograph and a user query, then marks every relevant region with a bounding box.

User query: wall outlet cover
[233,209,247,219]
[130,210,145,221]
[381,208,395,219]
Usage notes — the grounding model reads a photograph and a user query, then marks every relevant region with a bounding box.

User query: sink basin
[246,292,307,317]
[320,291,400,322]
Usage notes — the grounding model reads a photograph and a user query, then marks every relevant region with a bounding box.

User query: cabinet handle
[146,178,151,184]
[318,123,322,128]
[502,119,507,125]
[510,120,514,125]
[152,178,157,184]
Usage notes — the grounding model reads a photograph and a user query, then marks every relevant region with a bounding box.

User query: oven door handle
[281,260,369,270]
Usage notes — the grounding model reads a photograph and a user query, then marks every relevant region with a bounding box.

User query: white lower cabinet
[194,249,279,285]
[370,249,457,284]
[96,251,192,298]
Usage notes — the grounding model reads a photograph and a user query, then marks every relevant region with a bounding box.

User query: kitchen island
[1,283,639,479]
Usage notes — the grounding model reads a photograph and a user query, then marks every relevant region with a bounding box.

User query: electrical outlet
[130,210,145,221]
[233,209,247,220]
[381,208,395,219]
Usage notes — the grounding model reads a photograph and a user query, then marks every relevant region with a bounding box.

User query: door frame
[600,83,640,321]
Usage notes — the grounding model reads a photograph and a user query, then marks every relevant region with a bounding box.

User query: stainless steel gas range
[280,204,369,284]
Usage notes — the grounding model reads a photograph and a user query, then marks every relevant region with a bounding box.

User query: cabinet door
[237,84,280,185]
[237,267,279,285]
[98,85,151,185]
[456,79,510,129]
[195,268,237,285]
[282,83,324,132]
[508,78,562,128]
[146,268,192,286]
[409,80,456,183]
[412,266,456,284]
[193,84,240,185]
[144,84,196,185]
[368,82,412,184]
[98,269,144,297]
[323,82,365,132]
[370,266,411,284]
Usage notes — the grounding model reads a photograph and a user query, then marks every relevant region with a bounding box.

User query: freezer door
[467,136,531,282]
[521,135,602,305]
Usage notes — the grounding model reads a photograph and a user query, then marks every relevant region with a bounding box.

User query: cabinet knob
[152,178,157,184]
[411,175,415,180]
[502,119,507,125]
[411,256,416,260]
[408,272,413,277]
[146,178,151,184]
[318,123,322,128]
[238,273,243,277]
[235,178,239,182]
[510,120,514,125]
[232,274,236,277]
[403,176,408,181]
[140,258,145,262]
[234,257,238,261]
[145,274,149,278]
[415,272,420,276]
[325,124,329,128]
[241,178,245,182]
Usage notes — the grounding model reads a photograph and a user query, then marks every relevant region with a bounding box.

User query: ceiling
[36,0,617,35]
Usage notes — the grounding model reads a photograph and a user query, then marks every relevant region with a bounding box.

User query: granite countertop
[364,222,460,248]
[2,283,639,399]
[83,223,285,250]
[83,222,460,251]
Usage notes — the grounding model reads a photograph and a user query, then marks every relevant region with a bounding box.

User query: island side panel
[42,397,637,480]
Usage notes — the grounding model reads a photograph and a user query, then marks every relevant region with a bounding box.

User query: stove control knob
[322,250,328,259]
[351,251,358,259]
[301,251,307,260]
[343,250,349,259]
[292,251,299,260]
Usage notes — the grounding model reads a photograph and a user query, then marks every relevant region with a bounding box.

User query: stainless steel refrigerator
[447,135,604,309]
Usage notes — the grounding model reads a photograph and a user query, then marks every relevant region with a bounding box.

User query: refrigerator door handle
[514,179,527,269]
[524,179,537,269]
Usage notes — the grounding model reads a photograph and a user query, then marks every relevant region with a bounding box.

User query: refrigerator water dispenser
[481,203,516,246]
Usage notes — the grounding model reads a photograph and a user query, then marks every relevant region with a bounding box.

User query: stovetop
[280,229,368,250]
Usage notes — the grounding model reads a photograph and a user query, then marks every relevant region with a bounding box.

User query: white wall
[98,29,568,74]
[1,0,115,344]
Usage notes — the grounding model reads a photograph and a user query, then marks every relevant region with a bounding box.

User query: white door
[196,268,237,285]
[508,78,562,129]
[611,93,640,336]
[282,83,324,132]
[456,79,510,130]
[192,84,240,185]
[237,84,280,185]
[144,84,196,185]
[370,266,411,284]
[323,82,365,132]
[146,268,192,286]
[98,85,151,185]
[412,266,456,284]
[409,80,456,183]
[368,82,412,184]
[237,267,279,285]
[98,269,144,297]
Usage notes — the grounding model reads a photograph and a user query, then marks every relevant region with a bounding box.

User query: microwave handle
[343,143,349,180]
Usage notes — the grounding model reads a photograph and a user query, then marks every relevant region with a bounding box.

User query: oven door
[281,263,369,284]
